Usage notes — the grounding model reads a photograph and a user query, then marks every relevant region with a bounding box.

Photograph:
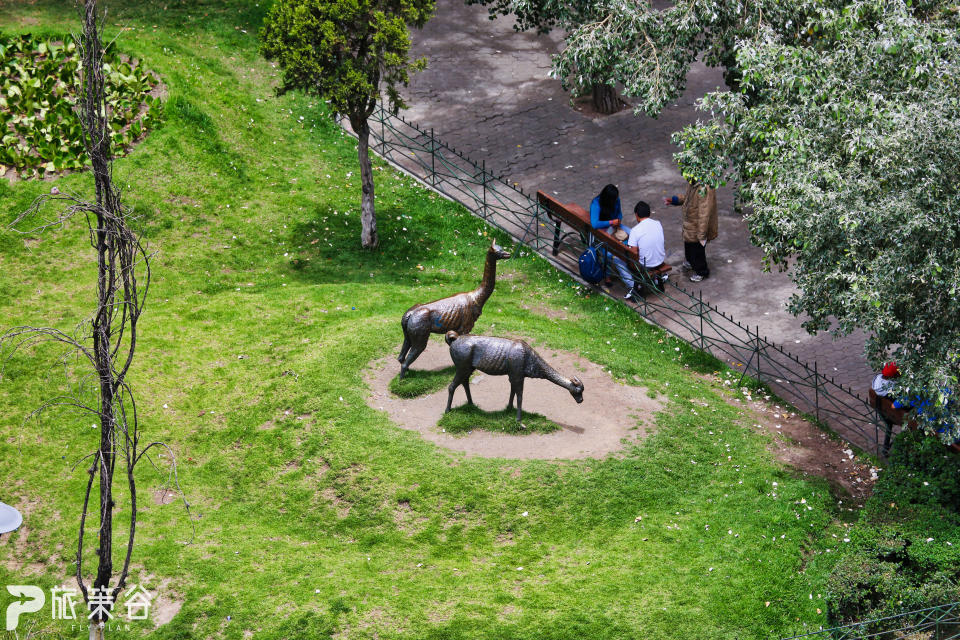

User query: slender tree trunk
[93,225,116,597]
[352,117,379,249]
[90,622,106,640]
[591,83,621,115]
[80,1,121,629]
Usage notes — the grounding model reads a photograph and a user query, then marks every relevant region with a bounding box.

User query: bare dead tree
[0,3,188,638]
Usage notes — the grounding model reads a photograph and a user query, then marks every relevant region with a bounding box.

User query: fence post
[755,326,761,382]
[699,290,705,350]
[814,361,820,422]
[482,159,487,219]
[430,127,436,186]
[379,106,385,154]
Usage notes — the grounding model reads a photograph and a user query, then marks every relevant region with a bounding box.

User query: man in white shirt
[615,201,666,300]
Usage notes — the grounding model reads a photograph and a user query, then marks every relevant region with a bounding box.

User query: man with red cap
[870,362,906,455]
[872,362,901,397]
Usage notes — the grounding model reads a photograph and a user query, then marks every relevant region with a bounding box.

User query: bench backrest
[537,190,641,264]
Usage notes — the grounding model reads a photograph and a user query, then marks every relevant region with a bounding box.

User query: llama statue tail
[445,331,460,345]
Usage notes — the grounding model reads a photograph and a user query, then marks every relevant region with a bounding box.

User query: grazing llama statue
[398,240,511,378]
[444,331,584,422]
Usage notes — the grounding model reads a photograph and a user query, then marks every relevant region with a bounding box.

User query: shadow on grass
[389,366,456,398]
[285,197,518,288]
[439,404,561,436]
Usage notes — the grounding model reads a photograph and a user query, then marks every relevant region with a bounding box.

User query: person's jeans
[612,256,634,289]
[684,241,709,277]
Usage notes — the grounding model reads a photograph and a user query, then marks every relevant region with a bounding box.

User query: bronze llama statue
[444,331,584,422]
[398,240,511,378]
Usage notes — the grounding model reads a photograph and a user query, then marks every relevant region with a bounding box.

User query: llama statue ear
[572,376,583,389]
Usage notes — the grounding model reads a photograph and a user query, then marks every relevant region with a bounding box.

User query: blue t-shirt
[590,195,623,230]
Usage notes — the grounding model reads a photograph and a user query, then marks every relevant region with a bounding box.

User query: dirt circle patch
[365,338,664,459]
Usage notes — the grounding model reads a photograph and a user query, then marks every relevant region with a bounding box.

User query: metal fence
[781,601,960,640]
[357,105,894,457]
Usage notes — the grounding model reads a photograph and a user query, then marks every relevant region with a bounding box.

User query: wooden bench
[536,190,671,289]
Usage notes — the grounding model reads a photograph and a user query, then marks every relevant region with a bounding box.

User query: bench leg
[552,221,562,256]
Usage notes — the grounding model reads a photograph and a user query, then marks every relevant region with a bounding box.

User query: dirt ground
[365,341,879,503]
[716,379,878,505]
[364,339,664,460]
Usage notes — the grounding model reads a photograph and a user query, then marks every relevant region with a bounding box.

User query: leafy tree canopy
[260,0,432,126]
[469,0,842,116]
[674,0,960,440]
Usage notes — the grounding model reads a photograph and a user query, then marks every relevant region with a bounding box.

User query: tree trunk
[353,117,379,249]
[591,83,621,115]
[82,0,117,623]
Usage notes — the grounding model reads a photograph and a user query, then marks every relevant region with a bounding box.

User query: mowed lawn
[0,2,841,638]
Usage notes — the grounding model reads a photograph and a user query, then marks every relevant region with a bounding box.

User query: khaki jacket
[681,183,718,243]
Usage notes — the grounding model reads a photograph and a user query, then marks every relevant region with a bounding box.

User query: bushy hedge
[876,429,960,512]
[0,33,162,177]
[825,431,960,625]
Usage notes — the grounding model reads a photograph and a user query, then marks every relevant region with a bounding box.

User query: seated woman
[590,184,629,233]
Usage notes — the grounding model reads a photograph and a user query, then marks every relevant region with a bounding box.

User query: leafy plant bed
[438,404,562,435]
[0,33,162,178]
[388,366,456,398]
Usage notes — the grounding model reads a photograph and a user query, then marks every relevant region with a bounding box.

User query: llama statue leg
[512,379,524,422]
[400,334,429,379]
[446,367,472,412]
[398,336,411,364]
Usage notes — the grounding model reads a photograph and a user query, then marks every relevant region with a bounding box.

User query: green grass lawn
[0,2,846,638]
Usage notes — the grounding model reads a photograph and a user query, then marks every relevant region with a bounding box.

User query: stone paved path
[399,0,874,399]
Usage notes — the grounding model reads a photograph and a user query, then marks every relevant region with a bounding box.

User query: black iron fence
[781,601,960,640]
[356,105,894,457]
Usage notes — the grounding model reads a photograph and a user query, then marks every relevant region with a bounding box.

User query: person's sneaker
[689,274,706,283]
[623,289,636,301]
[681,260,692,270]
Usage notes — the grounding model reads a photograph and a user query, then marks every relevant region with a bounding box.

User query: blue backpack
[578,246,607,284]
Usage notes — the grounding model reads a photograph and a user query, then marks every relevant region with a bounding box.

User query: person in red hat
[873,362,901,397]
[870,362,906,455]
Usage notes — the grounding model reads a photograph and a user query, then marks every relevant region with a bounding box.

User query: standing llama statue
[398,240,511,378]
[444,331,584,421]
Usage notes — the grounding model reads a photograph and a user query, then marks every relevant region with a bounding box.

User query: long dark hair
[598,183,619,221]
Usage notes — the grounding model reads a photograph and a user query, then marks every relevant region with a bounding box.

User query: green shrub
[876,429,960,512]
[824,430,960,625]
[826,538,960,624]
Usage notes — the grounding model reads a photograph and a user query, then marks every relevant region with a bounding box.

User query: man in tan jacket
[665,181,718,282]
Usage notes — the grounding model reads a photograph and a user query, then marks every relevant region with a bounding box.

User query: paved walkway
[400,0,873,398]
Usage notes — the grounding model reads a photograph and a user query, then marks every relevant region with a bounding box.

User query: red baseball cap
[882,362,900,378]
